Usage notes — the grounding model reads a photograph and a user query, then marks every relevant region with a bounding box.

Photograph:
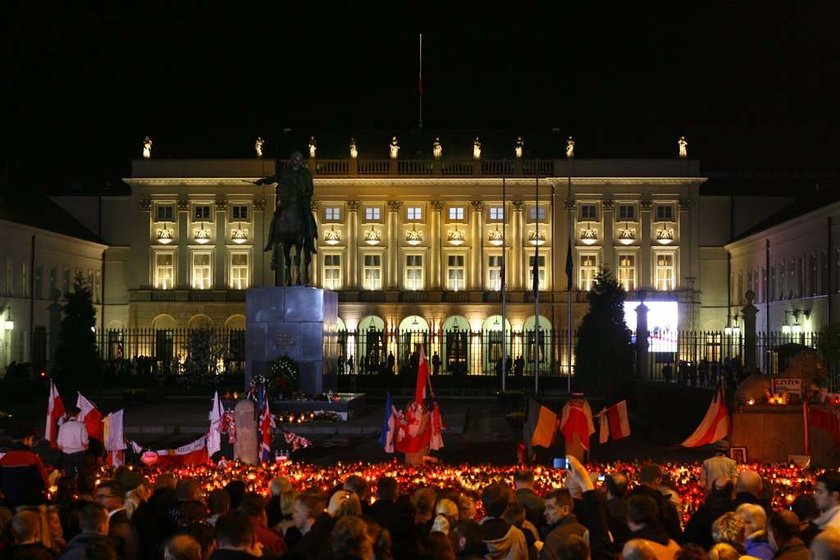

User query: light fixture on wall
[406,226,422,246]
[231,223,248,244]
[3,308,13,331]
[618,222,635,245]
[364,227,381,246]
[488,228,504,247]
[448,228,465,246]
[195,223,211,244]
[656,228,674,245]
[529,230,546,246]
[156,222,174,244]
[580,223,598,246]
[324,227,341,246]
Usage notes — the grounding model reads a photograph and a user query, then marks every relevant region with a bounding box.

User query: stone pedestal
[233,399,258,465]
[246,287,339,395]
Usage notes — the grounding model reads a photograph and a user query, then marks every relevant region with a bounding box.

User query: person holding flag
[57,405,89,480]
[394,344,443,463]
[44,380,64,449]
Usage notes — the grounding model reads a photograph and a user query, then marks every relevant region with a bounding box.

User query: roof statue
[566,136,575,159]
[142,136,153,159]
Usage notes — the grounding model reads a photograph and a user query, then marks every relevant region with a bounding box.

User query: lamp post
[3,308,13,367]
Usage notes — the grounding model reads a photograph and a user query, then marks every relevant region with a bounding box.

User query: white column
[253,198,266,286]
[602,198,614,273]
[512,201,524,290]
[177,198,190,288]
[215,198,227,288]
[347,201,360,288]
[386,201,402,289]
[470,201,484,288]
[431,201,443,289]
[640,199,652,289]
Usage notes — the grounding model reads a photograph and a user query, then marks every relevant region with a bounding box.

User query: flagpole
[418,33,423,129]
[501,172,507,393]
[534,166,540,395]
[567,172,573,394]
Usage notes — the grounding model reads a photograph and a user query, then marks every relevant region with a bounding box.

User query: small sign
[771,378,802,396]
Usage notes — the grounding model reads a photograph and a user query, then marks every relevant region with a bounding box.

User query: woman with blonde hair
[735,504,773,560]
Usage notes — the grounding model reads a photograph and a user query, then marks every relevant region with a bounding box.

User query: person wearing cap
[700,440,738,491]
[56,405,89,481]
[0,424,49,507]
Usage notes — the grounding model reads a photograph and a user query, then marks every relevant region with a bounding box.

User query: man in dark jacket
[625,496,681,560]
[8,510,54,560]
[479,483,528,560]
[768,510,809,560]
[0,425,49,507]
[627,463,682,541]
[605,472,631,553]
[683,477,735,549]
[515,470,546,531]
[209,511,265,560]
[542,488,589,560]
[733,470,772,515]
[57,503,116,560]
[286,493,334,560]
[366,476,413,554]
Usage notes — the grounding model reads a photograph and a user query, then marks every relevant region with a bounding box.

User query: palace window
[655,204,675,221]
[154,253,174,290]
[448,207,464,221]
[230,253,249,290]
[231,205,249,221]
[364,207,381,222]
[363,254,381,290]
[406,207,423,221]
[655,253,675,290]
[617,204,636,220]
[191,252,212,289]
[323,254,341,290]
[579,254,598,291]
[488,206,504,221]
[405,255,424,290]
[155,204,174,222]
[447,255,465,291]
[579,204,598,221]
[194,204,212,221]
[488,255,503,291]
[618,254,636,291]
[324,207,341,222]
[529,255,546,290]
[529,206,547,221]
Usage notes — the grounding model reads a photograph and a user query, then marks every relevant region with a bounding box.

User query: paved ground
[2,390,713,466]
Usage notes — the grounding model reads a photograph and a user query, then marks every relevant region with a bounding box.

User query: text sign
[771,378,802,396]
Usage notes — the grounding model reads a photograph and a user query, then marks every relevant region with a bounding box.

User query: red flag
[45,381,64,448]
[395,400,430,453]
[681,383,729,447]
[77,393,103,442]
[559,399,596,451]
[607,401,631,441]
[415,345,430,403]
[153,437,209,468]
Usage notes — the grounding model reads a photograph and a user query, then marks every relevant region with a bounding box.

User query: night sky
[1,4,837,189]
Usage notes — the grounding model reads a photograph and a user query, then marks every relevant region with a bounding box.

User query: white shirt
[816,505,840,530]
[57,418,89,453]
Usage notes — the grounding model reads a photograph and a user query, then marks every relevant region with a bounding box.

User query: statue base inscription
[246,287,339,395]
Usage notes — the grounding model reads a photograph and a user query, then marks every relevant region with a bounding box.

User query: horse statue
[264,201,315,286]
[254,152,318,287]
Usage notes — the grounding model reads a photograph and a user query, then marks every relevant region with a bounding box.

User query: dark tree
[574,268,633,397]
[53,274,99,391]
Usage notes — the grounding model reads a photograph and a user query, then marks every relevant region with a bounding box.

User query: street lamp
[3,309,13,331]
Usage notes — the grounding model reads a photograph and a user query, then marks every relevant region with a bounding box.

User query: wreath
[267,355,300,396]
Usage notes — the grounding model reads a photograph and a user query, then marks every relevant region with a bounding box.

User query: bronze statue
[252,152,318,286]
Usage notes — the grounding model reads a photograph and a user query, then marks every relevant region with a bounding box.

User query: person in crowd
[329,515,374,560]
[515,470,546,531]
[627,463,683,542]
[735,503,773,560]
[452,519,486,559]
[710,512,747,554]
[57,504,116,560]
[223,481,246,511]
[700,442,738,491]
[95,479,140,560]
[708,542,740,560]
[542,488,587,560]
[238,493,286,557]
[209,511,263,560]
[791,495,821,547]
[683,478,735,550]
[0,425,49,507]
[164,534,203,560]
[133,473,178,560]
[733,471,771,514]
[330,490,363,520]
[502,501,540,559]
[419,530,457,560]
[605,472,632,553]
[625,495,681,560]
[552,534,590,560]
[413,488,438,537]
[271,490,297,535]
[7,509,54,560]
[432,499,460,535]
[343,475,369,504]
[363,517,393,560]
[207,490,231,527]
[814,472,840,531]
[810,527,840,560]
[458,495,477,521]
[56,407,89,482]
[46,505,67,555]
[477,482,527,560]
[265,477,292,529]
[287,492,333,560]
[367,476,412,546]
[623,538,658,560]
[676,543,710,560]
[768,510,809,560]
[117,470,151,521]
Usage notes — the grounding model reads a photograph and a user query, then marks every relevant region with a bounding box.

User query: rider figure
[255,151,318,255]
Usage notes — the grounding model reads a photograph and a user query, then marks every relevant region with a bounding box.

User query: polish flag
[207,391,223,458]
[154,436,209,468]
[77,393,103,441]
[681,383,729,447]
[599,400,631,444]
[45,381,65,448]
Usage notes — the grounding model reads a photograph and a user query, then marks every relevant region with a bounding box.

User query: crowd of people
[1,418,840,560]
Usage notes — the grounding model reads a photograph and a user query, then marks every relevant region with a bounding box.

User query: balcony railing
[302,159,555,177]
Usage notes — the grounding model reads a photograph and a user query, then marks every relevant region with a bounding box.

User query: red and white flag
[598,400,631,444]
[560,398,596,451]
[76,392,103,441]
[45,381,65,448]
[154,436,209,468]
[681,382,729,447]
[396,345,443,453]
[207,391,223,457]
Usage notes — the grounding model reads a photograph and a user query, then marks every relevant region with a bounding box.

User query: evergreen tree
[574,268,633,397]
[53,273,99,391]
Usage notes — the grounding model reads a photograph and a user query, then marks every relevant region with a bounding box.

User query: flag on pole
[207,391,224,457]
[379,392,398,453]
[803,399,810,455]
[598,400,631,444]
[45,381,64,448]
[565,238,574,291]
[530,403,560,448]
[396,345,442,454]
[560,398,596,451]
[103,410,126,466]
[154,436,209,468]
[681,382,729,447]
[258,387,275,462]
[76,393,103,441]
[415,344,430,404]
